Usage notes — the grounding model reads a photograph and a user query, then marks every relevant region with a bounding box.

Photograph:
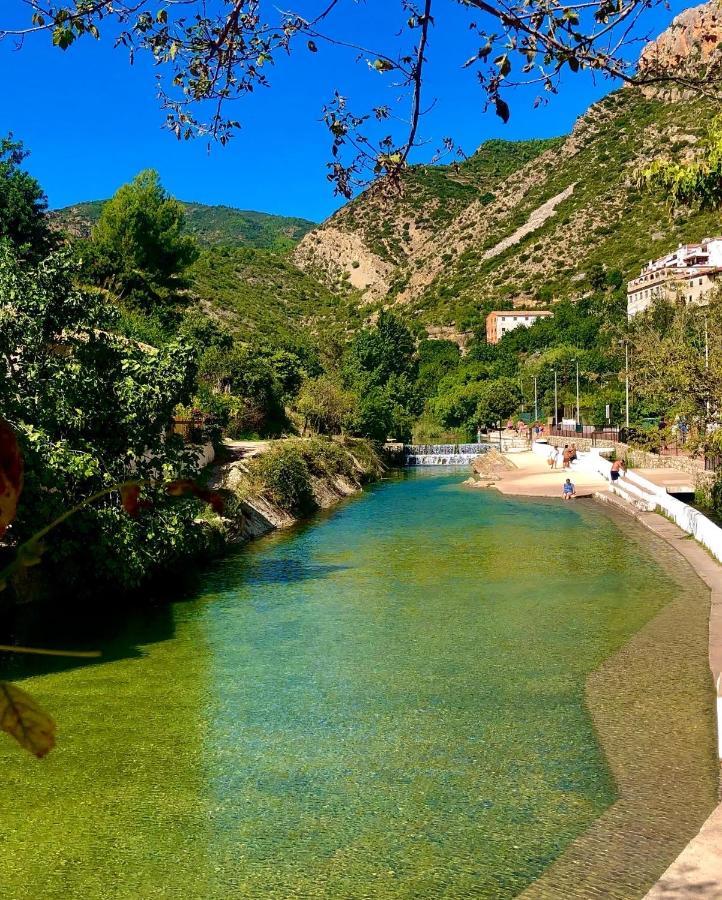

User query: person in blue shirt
[563,478,576,501]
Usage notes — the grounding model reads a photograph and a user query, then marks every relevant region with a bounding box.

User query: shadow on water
[0,488,364,682]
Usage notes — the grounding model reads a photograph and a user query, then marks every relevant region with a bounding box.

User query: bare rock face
[637,0,722,97]
[293,225,394,303]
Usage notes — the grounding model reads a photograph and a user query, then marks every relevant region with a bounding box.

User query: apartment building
[627,238,722,318]
[485,310,553,344]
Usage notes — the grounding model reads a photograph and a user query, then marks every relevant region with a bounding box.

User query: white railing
[534,441,722,565]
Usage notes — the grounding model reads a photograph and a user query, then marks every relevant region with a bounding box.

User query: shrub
[253,444,314,513]
[300,438,354,479]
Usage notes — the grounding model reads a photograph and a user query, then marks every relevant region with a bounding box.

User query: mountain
[293,2,722,335]
[189,246,357,346]
[50,200,315,250]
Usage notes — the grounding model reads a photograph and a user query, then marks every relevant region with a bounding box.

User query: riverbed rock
[472,449,516,479]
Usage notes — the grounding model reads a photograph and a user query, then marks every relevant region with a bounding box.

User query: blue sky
[0,0,692,222]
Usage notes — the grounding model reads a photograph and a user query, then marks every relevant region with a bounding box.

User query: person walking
[562,478,576,501]
[610,458,625,483]
[562,444,571,469]
[548,445,558,469]
[569,444,578,464]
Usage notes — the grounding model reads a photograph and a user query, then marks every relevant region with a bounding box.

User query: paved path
[492,451,609,498]
[223,439,271,461]
[595,495,722,900]
[634,468,697,494]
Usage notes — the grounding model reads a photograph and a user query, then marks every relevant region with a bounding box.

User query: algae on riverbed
[0,471,715,899]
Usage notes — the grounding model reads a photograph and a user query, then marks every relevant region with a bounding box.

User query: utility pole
[575,359,580,426]
[533,376,538,421]
[705,314,710,420]
[618,339,630,429]
[553,370,558,427]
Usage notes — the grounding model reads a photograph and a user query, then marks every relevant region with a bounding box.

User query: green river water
[0,470,717,899]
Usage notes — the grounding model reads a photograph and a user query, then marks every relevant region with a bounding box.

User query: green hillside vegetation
[298,87,722,334]
[52,199,315,250]
[189,245,358,347]
[417,91,722,325]
[337,138,563,265]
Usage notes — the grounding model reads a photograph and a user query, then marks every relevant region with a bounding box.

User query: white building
[485,310,553,344]
[627,238,722,318]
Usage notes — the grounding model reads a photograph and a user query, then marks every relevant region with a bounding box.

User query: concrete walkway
[595,494,722,900]
[492,451,609,499]
[634,468,697,495]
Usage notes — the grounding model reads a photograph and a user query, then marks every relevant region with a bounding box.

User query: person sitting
[562,478,576,501]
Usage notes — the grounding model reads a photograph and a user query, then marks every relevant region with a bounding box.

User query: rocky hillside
[294,1,722,332]
[51,200,315,251]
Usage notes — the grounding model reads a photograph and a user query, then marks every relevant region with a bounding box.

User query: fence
[171,415,216,444]
[549,425,621,445]
[549,425,693,456]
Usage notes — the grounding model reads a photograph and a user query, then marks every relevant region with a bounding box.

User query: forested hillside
[51,199,315,250]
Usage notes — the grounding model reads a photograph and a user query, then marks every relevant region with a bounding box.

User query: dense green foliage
[0,137,56,262]
[0,241,218,600]
[341,312,421,442]
[53,199,315,250]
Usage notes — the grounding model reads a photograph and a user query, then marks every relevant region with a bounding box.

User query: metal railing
[549,425,621,446]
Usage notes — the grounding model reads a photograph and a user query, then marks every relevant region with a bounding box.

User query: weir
[404,443,489,465]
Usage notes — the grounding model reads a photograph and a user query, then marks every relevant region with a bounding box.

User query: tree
[628,297,721,428]
[416,339,461,399]
[642,115,722,209]
[0,240,210,599]
[296,375,356,435]
[0,135,56,262]
[343,311,417,390]
[475,378,522,428]
[85,170,198,305]
[1,1,699,195]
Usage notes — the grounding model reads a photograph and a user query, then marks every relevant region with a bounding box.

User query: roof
[486,310,553,317]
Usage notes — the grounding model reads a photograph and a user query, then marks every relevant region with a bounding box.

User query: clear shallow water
[0,471,716,899]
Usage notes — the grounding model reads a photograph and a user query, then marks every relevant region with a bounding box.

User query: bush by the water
[253,444,315,513]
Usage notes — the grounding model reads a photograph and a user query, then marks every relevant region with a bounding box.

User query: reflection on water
[0,471,715,899]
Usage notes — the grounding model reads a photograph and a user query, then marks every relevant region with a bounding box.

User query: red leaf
[165,480,224,514]
[119,484,150,517]
[0,420,23,538]
[165,479,196,498]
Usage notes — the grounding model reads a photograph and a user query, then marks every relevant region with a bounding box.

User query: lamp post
[533,376,538,422]
[624,341,630,428]
[573,359,580,426]
[553,370,558,427]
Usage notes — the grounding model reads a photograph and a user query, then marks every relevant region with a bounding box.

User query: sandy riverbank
[469,450,610,499]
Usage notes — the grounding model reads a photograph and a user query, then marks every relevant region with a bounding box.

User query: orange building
[485,310,553,344]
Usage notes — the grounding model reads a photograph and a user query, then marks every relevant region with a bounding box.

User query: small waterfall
[404,444,489,466]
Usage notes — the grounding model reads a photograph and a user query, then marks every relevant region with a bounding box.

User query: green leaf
[52,26,75,50]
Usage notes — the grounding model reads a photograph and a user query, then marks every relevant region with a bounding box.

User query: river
[0,470,717,899]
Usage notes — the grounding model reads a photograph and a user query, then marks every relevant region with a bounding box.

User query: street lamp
[572,359,580,426]
[533,375,538,421]
[619,339,630,429]
[553,370,558,428]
